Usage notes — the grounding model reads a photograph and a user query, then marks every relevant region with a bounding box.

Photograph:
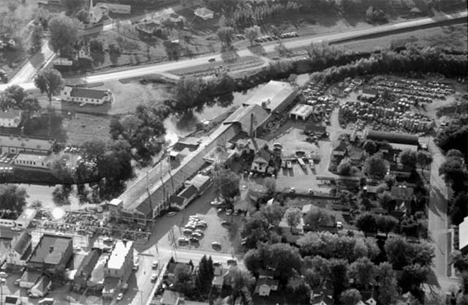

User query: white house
[6,231,32,266]
[0,209,37,228]
[14,152,51,169]
[29,276,52,298]
[194,7,214,20]
[0,109,22,128]
[61,86,113,105]
[254,269,278,296]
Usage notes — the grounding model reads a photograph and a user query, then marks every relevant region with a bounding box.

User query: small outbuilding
[194,7,214,20]
[289,104,314,121]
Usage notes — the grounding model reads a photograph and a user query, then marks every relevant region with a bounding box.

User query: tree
[50,159,74,181]
[439,157,468,192]
[330,259,349,300]
[173,264,194,295]
[196,255,214,294]
[3,85,26,106]
[259,205,284,226]
[174,76,205,110]
[244,27,258,46]
[81,139,107,162]
[230,268,255,299]
[267,243,302,284]
[348,257,376,290]
[400,263,430,293]
[263,177,276,194]
[400,150,417,169]
[376,215,398,236]
[304,255,331,288]
[217,26,235,47]
[48,15,80,55]
[120,114,143,137]
[30,200,43,209]
[363,152,387,179]
[52,186,70,206]
[240,215,270,249]
[447,149,464,160]
[62,0,84,14]
[20,95,41,120]
[416,151,433,172]
[30,23,44,52]
[213,167,240,202]
[340,289,362,305]
[294,283,312,305]
[76,9,90,24]
[303,207,332,231]
[355,213,378,237]
[34,68,64,105]
[0,185,28,215]
[270,25,281,38]
[450,251,468,273]
[363,139,377,155]
[284,207,301,232]
[337,160,353,176]
[376,262,399,305]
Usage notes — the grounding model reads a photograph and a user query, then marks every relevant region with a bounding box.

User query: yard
[63,113,111,146]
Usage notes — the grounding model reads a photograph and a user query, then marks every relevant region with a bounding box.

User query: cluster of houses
[340,101,434,133]
[368,77,455,101]
[1,226,134,300]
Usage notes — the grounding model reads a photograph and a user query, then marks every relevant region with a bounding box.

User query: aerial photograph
[0,0,466,304]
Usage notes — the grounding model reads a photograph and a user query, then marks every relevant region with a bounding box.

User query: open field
[63,113,111,146]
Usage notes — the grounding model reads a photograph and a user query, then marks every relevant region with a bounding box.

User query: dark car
[208,58,216,62]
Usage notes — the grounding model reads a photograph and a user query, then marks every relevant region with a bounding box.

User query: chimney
[49,246,54,253]
[123,239,127,247]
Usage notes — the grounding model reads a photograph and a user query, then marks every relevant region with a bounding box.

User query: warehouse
[289,104,314,121]
[243,81,299,114]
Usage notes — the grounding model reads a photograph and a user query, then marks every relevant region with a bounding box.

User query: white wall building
[194,7,214,20]
[61,86,113,105]
[0,109,22,128]
[14,152,51,169]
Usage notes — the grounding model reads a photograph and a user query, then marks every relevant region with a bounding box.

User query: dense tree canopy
[213,167,240,202]
[34,68,64,104]
[363,152,387,179]
[48,15,81,55]
[0,185,28,215]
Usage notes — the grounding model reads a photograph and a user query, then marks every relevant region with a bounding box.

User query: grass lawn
[63,113,111,146]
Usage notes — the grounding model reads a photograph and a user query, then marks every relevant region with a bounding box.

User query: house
[194,7,214,20]
[361,89,378,100]
[14,152,51,169]
[74,248,102,290]
[105,240,133,279]
[254,268,278,296]
[161,290,184,305]
[255,278,279,296]
[28,234,73,270]
[289,104,314,121]
[391,185,414,205]
[224,104,270,137]
[311,291,333,305]
[0,109,22,128]
[251,148,275,173]
[212,266,232,289]
[19,270,42,289]
[389,162,412,178]
[6,231,32,266]
[29,276,51,298]
[95,3,131,14]
[458,216,468,253]
[170,185,199,210]
[279,215,304,243]
[108,199,123,211]
[243,81,299,114]
[365,297,377,305]
[61,86,113,105]
[348,146,364,164]
[0,135,55,155]
[235,137,269,155]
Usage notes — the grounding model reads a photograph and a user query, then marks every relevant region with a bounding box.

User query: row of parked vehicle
[255,31,299,43]
[180,216,208,244]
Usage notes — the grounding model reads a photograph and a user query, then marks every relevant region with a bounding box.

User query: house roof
[256,277,279,287]
[390,186,414,199]
[13,231,31,254]
[0,135,54,151]
[75,248,101,279]
[187,174,211,191]
[68,86,109,100]
[4,296,20,304]
[179,185,198,199]
[290,103,314,118]
[243,80,298,113]
[366,129,419,145]
[258,269,274,278]
[162,290,183,305]
[107,240,133,270]
[0,226,17,240]
[347,146,364,160]
[16,152,51,163]
[170,195,186,206]
[254,148,273,164]
[195,7,214,16]
[224,104,270,134]
[20,270,41,284]
[32,276,51,293]
[0,109,21,119]
[88,253,109,286]
[29,234,72,265]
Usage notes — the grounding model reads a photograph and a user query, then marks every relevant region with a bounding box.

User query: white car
[167,212,177,217]
[152,261,159,269]
[116,293,123,301]
[336,221,343,229]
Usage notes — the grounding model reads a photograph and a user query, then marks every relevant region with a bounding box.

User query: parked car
[116,293,124,301]
[192,232,202,238]
[152,261,159,270]
[336,221,343,229]
[208,58,216,62]
[151,274,158,282]
[227,259,237,266]
[178,237,189,245]
[226,209,233,216]
[221,221,231,226]
[190,236,199,242]
[287,161,292,169]
[212,241,221,248]
[167,212,177,217]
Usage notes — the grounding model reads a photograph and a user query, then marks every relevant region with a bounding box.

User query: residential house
[61,86,113,105]
[0,135,55,155]
[95,3,131,14]
[212,265,232,289]
[19,270,42,289]
[347,146,364,165]
[73,248,102,290]
[170,185,198,210]
[310,290,333,305]
[108,199,123,211]
[161,290,184,305]
[0,109,22,128]
[29,276,51,298]
[279,214,304,243]
[333,141,347,157]
[28,234,73,270]
[254,269,278,296]
[289,104,314,121]
[87,252,109,289]
[14,152,51,169]
[6,231,32,266]
[361,89,378,100]
[389,162,412,178]
[194,7,214,20]
[251,148,274,173]
[105,240,133,279]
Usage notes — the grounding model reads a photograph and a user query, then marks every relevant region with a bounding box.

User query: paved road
[1,10,466,92]
[425,138,459,303]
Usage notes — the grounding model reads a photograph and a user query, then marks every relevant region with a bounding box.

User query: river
[22,82,278,211]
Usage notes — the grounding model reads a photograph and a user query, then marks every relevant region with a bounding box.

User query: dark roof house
[74,248,102,287]
[28,234,73,269]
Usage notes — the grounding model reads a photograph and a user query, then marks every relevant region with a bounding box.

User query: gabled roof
[170,195,186,206]
[75,248,101,279]
[179,185,198,199]
[32,276,51,293]
[68,86,109,100]
[243,81,298,113]
[256,277,279,287]
[20,270,41,284]
[334,141,347,152]
[0,109,21,119]
[223,104,270,134]
[13,231,31,254]
[254,148,273,164]
[0,135,54,151]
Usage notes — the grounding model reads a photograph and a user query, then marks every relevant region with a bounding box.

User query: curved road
[1,10,466,92]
